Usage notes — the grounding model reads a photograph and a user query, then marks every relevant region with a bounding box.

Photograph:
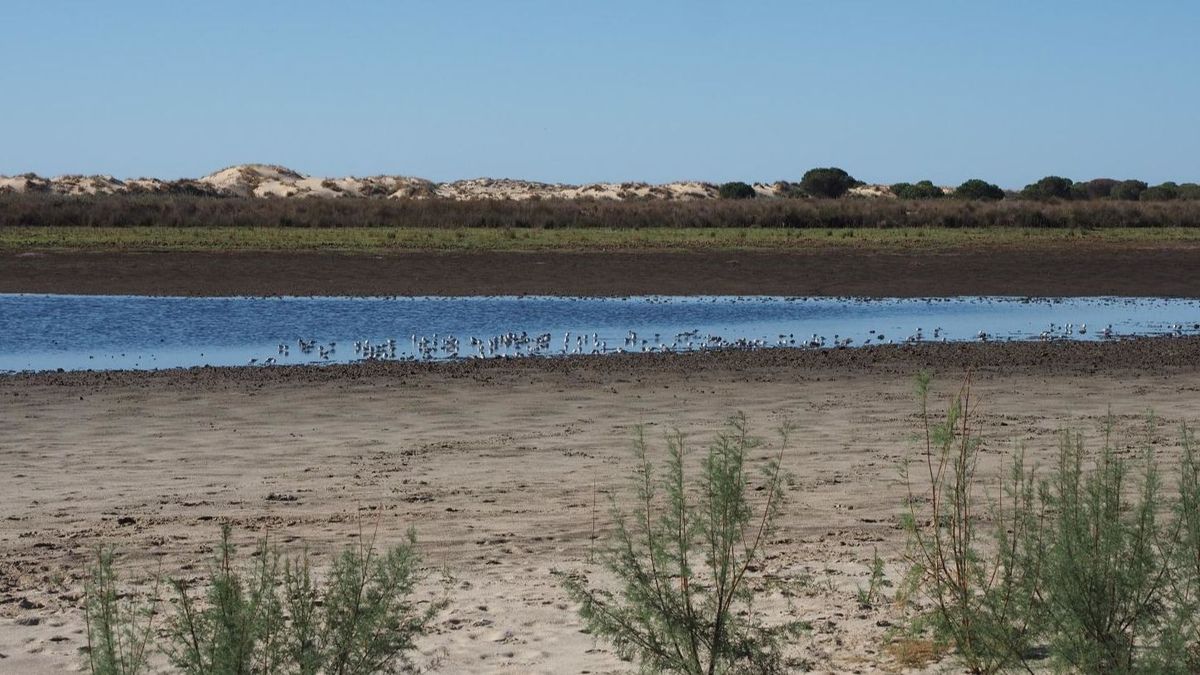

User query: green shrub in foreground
[86,525,444,675]
[903,376,1200,674]
[561,414,806,674]
[84,549,158,675]
[1039,422,1176,673]
[900,375,1044,674]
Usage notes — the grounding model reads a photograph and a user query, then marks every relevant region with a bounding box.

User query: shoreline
[6,337,1200,387]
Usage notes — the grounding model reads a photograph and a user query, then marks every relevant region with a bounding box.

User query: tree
[1078,178,1119,200]
[1112,179,1148,201]
[799,167,858,198]
[891,180,945,199]
[1178,183,1200,200]
[717,181,756,200]
[953,179,1005,201]
[1140,182,1180,201]
[1020,175,1074,200]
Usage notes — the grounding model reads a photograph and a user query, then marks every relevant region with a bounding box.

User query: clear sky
[2,1,1196,187]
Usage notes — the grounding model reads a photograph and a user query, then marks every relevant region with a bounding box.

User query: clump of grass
[560,414,807,674]
[856,548,889,610]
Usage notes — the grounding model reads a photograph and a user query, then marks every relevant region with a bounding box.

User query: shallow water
[1,294,1198,373]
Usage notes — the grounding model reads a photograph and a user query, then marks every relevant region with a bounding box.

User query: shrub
[6,191,1200,229]
[1020,175,1075,201]
[1039,420,1178,673]
[1112,179,1149,201]
[953,179,1005,201]
[902,378,1200,674]
[1173,426,1200,669]
[891,180,945,200]
[799,167,858,198]
[84,549,159,675]
[900,374,1044,674]
[1141,182,1180,202]
[561,415,806,674]
[85,524,444,675]
[165,527,287,674]
[1079,178,1120,200]
[1178,183,1200,201]
[717,181,756,200]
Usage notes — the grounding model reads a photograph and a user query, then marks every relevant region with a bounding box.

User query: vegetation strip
[7,225,1200,253]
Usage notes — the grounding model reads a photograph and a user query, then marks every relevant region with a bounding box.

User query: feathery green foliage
[83,548,159,675]
[900,374,1044,674]
[561,414,805,674]
[84,524,442,675]
[1038,419,1177,673]
[164,524,443,675]
[901,378,1200,673]
[165,526,286,674]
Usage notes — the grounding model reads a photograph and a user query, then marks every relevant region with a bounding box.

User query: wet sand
[5,244,1200,297]
[4,340,1200,672]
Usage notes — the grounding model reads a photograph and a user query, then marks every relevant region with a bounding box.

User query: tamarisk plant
[900,374,1045,674]
[1038,420,1178,674]
[561,414,806,675]
[85,523,444,675]
[164,524,444,675]
[165,525,287,674]
[1172,424,1200,669]
[83,548,159,675]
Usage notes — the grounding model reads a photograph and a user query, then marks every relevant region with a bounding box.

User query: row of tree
[718,169,1199,202]
[1018,176,1200,202]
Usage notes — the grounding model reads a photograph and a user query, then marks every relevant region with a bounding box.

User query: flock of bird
[242,320,1200,366]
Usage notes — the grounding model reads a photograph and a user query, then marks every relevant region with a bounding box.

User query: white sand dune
[0,164,907,201]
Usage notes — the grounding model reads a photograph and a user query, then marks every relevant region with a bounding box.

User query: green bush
[1112,179,1149,201]
[903,379,1200,674]
[799,167,858,198]
[1020,175,1075,201]
[561,415,806,674]
[1039,421,1177,673]
[85,525,445,675]
[900,375,1043,674]
[952,179,1005,201]
[1141,182,1180,202]
[1079,177,1120,200]
[1178,183,1200,201]
[891,180,945,200]
[717,181,756,200]
[84,549,159,675]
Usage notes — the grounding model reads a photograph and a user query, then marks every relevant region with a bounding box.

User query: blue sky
[1,1,1196,187]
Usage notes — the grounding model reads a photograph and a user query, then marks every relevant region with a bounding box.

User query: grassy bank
[6,225,1200,253]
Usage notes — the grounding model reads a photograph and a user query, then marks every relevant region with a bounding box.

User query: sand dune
[0,164,906,201]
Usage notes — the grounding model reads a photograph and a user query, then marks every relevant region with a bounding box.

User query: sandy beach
[3,340,1200,672]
